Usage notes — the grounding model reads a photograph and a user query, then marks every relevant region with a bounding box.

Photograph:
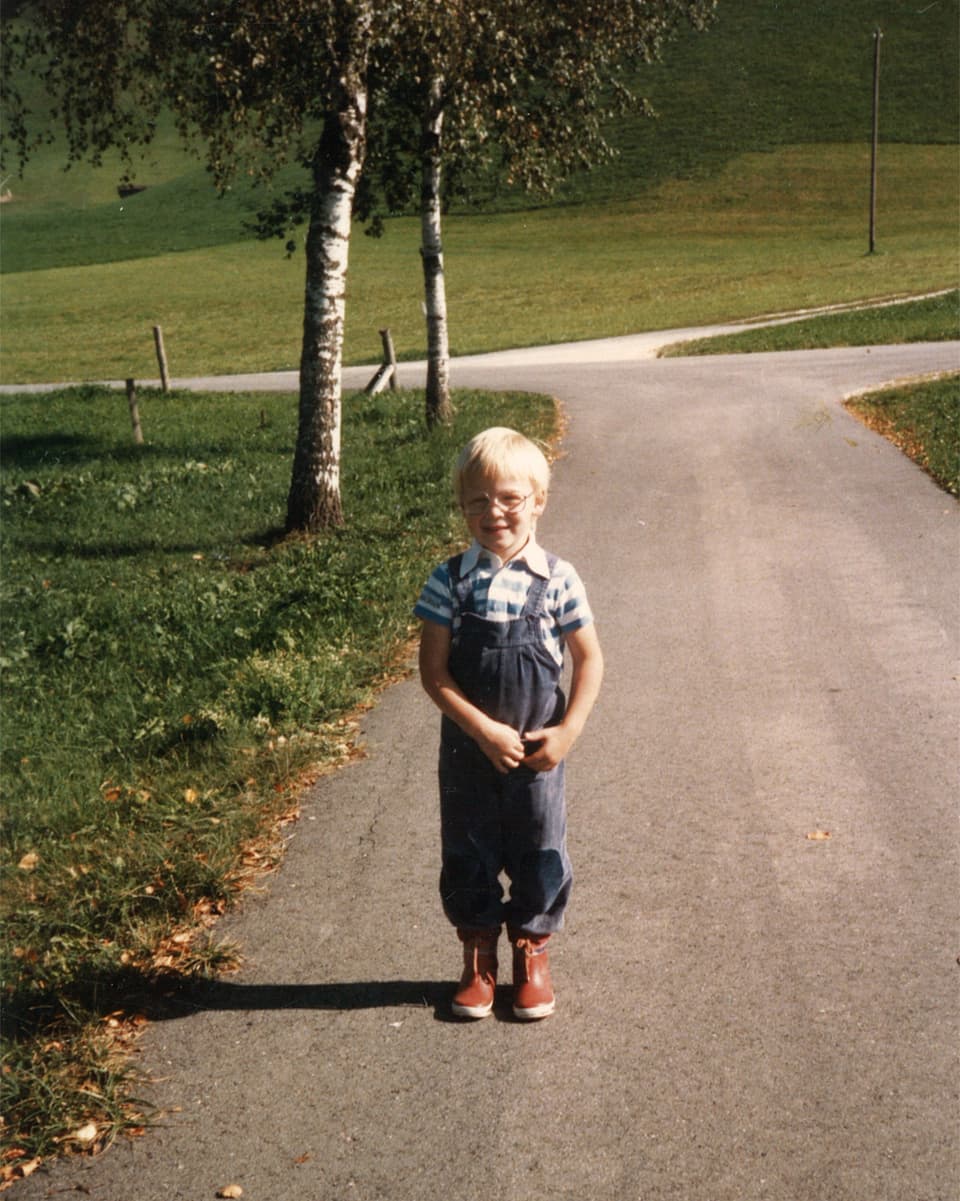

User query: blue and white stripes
[414,540,593,666]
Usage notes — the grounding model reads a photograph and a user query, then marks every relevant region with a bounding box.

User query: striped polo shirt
[414,538,594,666]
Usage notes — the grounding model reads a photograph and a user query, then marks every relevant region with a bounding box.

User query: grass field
[4,143,957,384]
[4,0,956,269]
[2,0,957,384]
[661,289,959,355]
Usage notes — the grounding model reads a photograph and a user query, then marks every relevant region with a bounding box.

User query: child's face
[461,469,545,563]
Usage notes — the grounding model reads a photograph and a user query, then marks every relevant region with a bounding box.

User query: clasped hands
[475,717,573,775]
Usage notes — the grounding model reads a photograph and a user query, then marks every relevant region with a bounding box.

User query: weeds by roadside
[844,373,960,497]
[0,384,557,1164]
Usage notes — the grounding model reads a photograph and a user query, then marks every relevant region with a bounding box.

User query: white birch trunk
[421,76,452,426]
[286,8,371,533]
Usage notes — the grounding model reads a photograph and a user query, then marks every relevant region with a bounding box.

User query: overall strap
[446,553,473,619]
[522,553,558,618]
[449,551,558,621]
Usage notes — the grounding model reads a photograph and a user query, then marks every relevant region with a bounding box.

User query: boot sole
[512,999,555,1021]
[451,999,494,1019]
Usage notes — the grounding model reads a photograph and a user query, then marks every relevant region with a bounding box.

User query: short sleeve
[414,561,454,627]
[551,560,594,634]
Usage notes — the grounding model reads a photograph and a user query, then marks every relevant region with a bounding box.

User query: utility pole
[869,28,882,255]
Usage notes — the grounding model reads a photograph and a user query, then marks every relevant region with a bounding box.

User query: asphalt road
[17,338,959,1201]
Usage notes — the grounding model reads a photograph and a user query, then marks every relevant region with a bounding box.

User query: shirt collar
[461,537,550,579]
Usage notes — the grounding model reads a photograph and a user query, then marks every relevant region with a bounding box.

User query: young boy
[415,427,603,1020]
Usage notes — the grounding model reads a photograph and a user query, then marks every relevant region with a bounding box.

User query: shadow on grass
[14,526,286,560]
[1,432,288,472]
[14,538,234,558]
[0,432,101,469]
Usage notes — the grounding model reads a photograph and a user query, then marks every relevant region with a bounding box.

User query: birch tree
[2,0,385,533]
[418,73,452,427]
[5,1,716,514]
[359,0,716,425]
[285,5,373,531]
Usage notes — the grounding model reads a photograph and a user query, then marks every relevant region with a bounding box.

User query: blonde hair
[454,427,551,505]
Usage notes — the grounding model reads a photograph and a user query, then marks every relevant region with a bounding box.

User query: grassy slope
[5,0,956,272]
[3,143,957,382]
[505,0,960,207]
[3,0,956,319]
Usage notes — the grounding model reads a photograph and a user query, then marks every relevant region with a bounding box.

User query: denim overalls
[438,552,573,935]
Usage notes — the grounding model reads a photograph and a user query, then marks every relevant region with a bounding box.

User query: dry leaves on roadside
[0,1151,42,1192]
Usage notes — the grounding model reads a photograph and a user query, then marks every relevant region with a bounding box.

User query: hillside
[2,0,957,275]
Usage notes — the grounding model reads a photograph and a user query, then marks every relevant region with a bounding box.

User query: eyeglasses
[462,491,533,517]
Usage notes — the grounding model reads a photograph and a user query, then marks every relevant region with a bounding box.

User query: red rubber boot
[452,928,499,1019]
[511,932,555,1020]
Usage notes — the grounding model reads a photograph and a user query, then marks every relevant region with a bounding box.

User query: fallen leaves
[0,1150,41,1191]
[17,852,39,872]
[101,781,152,804]
[844,396,927,464]
[216,1186,243,1199]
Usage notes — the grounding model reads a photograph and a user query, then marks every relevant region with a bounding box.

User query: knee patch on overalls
[440,853,499,927]
[513,848,568,910]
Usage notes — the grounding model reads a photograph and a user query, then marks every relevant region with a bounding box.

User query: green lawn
[845,375,960,497]
[4,144,957,385]
[661,289,960,355]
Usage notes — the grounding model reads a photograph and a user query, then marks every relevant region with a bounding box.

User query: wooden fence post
[153,324,170,392]
[126,379,144,445]
[364,327,400,395]
[379,327,398,391]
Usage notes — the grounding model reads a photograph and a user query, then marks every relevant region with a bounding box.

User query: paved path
[17,338,959,1201]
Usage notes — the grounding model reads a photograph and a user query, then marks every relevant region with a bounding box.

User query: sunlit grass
[4,144,957,385]
[845,375,960,497]
[661,289,960,355]
[5,0,956,272]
